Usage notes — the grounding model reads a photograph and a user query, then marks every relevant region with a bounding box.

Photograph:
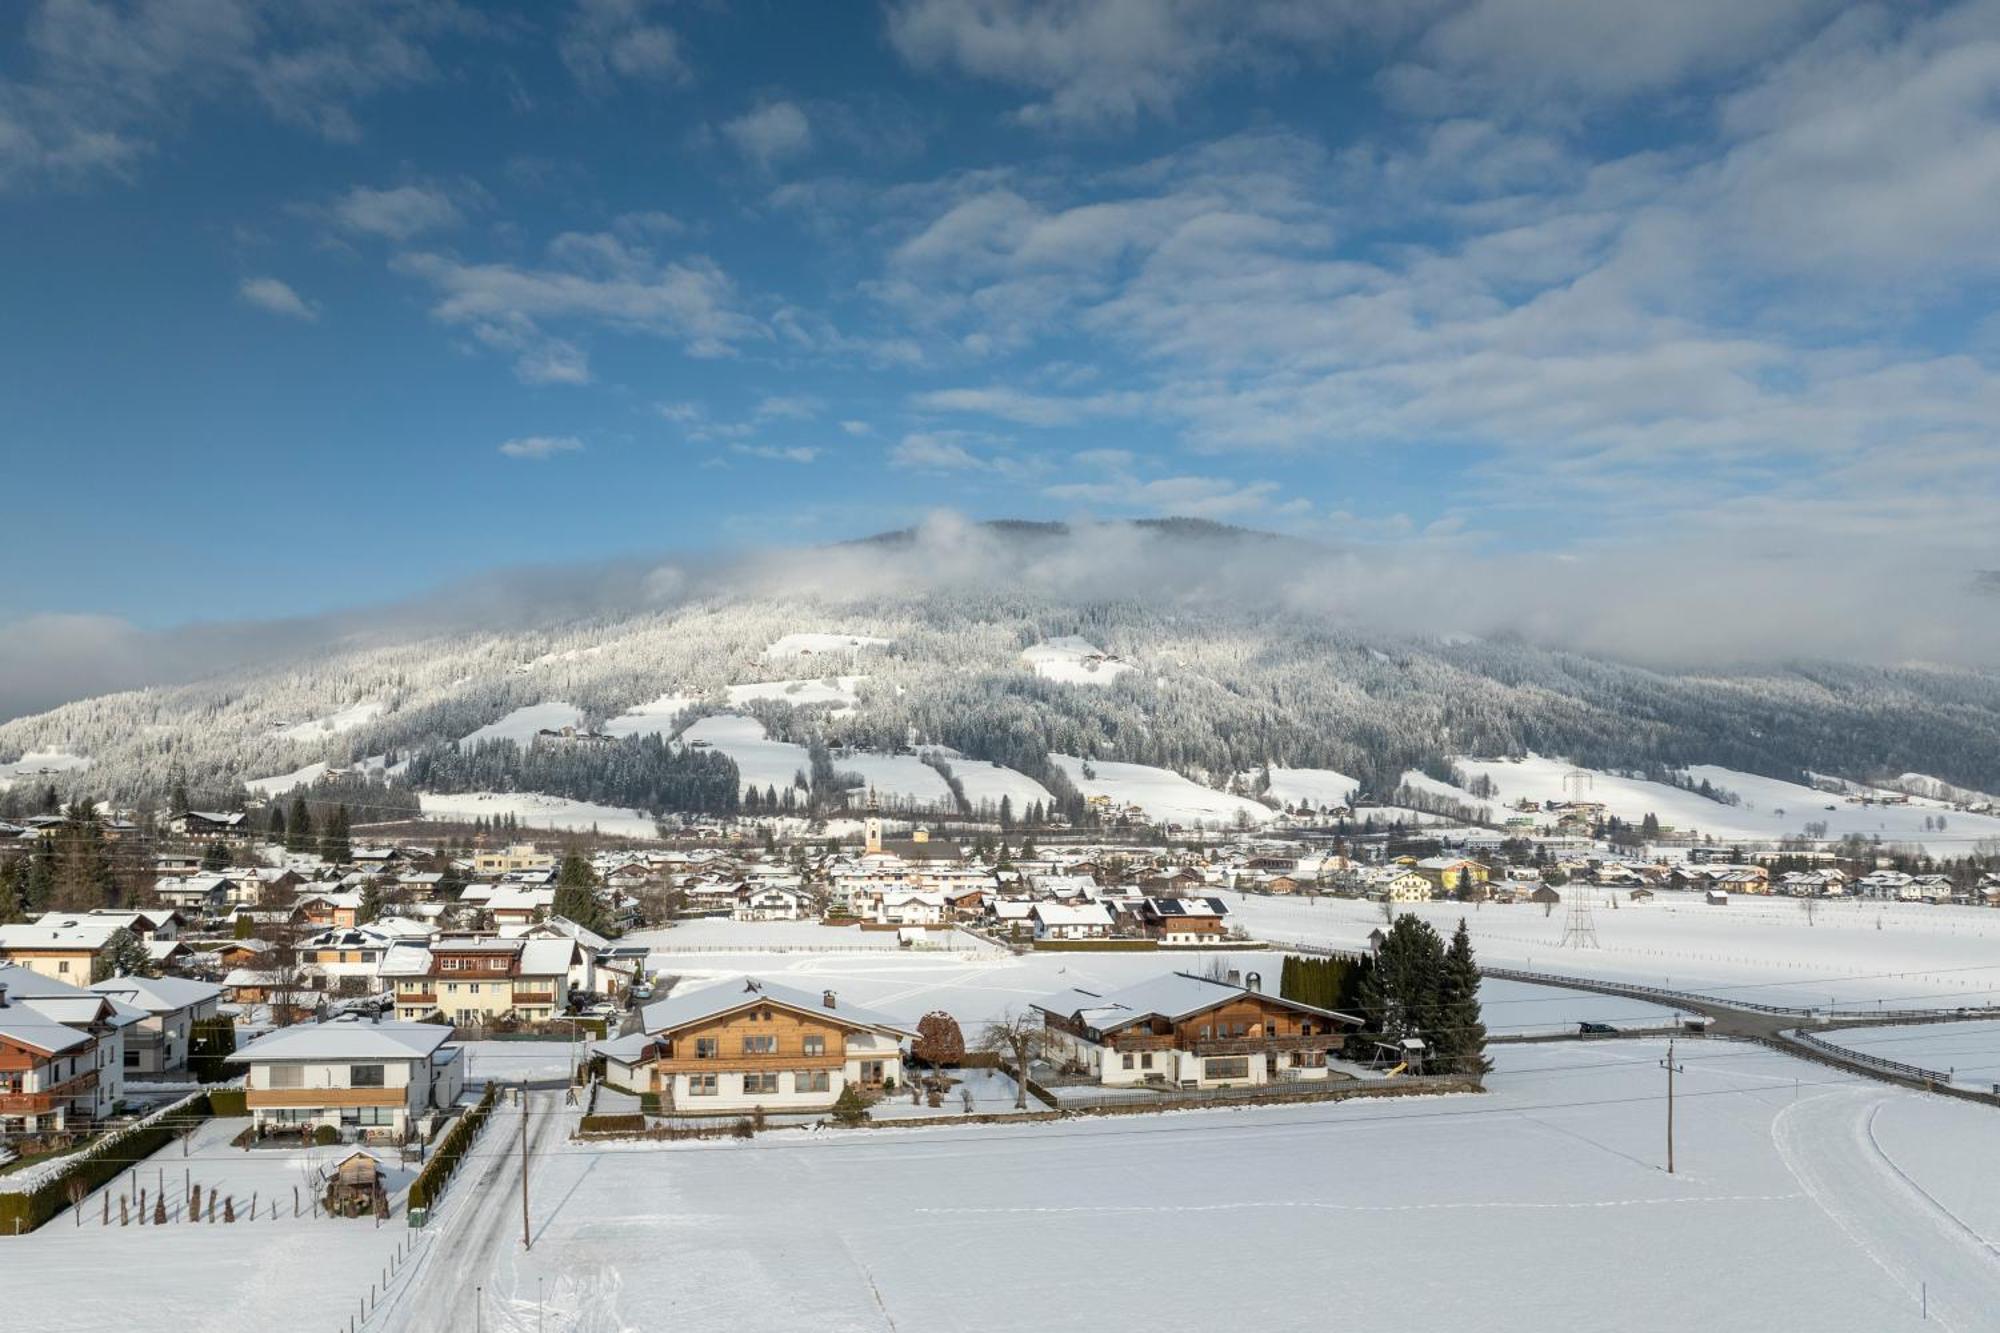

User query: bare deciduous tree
[978,1010,1046,1111]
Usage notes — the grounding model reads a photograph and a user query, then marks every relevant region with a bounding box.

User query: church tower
[864,788,883,854]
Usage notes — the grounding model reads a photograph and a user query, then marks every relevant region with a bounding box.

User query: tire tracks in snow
[1772,1087,2000,1331]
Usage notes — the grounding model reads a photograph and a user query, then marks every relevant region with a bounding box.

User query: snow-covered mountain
[5,520,2000,838]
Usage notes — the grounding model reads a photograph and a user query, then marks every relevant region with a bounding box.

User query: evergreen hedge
[407,1084,498,1212]
[0,1093,211,1234]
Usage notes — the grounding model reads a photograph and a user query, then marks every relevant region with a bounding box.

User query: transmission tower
[1559,885,1600,949]
[1563,768,1595,802]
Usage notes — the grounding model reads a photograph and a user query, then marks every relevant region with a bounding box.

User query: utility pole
[1661,1039,1686,1174]
[520,1082,532,1251]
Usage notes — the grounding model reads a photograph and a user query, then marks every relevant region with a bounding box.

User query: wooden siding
[246,1087,406,1109]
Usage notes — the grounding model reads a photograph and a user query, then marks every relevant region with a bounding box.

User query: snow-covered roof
[0,919,121,949]
[0,1007,92,1056]
[87,975,220,1013]
[228,1019,453,1064]
[1031,903,1114,927]
[639,978,913,1038]
[1034,972,1359,1033]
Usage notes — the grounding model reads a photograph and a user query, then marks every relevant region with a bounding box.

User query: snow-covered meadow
[1232,889,2000,1009]
[382,1041,1996,1332]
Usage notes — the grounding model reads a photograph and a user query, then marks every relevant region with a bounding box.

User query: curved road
[1772,1087,2000,1332]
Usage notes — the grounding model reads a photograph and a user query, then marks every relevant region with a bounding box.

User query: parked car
[1578,1021,1618,1036]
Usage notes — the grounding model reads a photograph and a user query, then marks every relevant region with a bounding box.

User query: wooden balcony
[652,1052,844,1074]
[396,991,439,1006]
[1107,1033,1176,1052]
[510,992,556,1007]
[0,1069,98,1115]
[1192,1034,1341,1057]
[246,1087,407,1110]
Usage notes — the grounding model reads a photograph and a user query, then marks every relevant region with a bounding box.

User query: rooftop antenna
[1559,885,1600,950]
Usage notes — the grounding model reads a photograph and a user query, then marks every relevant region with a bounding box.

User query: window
[742,1035,776,1055]
[1141,1054,1154,1070]
[802,1034,826,1056]
[743,1072,779,1095]
[688,1074,718,1096]
[1204,1057,1250,1080]
[269,1065,304,1089]
[795,1070,829,1093]
[124,1049,141,1068]
[468,984,481,995]
[695,1038,719,1060]
[57,960,70,974]
[351,1065,385,1088]
[1121,1054,1135,1070]
[356,1105,397,1126]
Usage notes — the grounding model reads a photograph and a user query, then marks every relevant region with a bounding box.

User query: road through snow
[1772,1086,2000,1331]
[375,1089,576,1333]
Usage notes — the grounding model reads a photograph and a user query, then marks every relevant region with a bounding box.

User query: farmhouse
[1129,897,1230,944]
[228,1017,464,1142]
[596,979,912,1115]
[1035,972,1362,1090]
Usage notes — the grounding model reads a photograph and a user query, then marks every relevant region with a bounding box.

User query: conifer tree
[1436,918,1492,1078]
[285,796,313,853]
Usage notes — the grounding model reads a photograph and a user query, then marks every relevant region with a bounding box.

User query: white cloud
[1044,472,1290,519]
[498,435,585,460]
[237,276,318,321]
[754,393,821,420]
[333,183,461,240]
[840,420,874,436]
[562,0,688,91]
[889,432,986,470]
[721,100,813,168]
[394,231,763,382]
[732,443,821,463]
[0,0,472,190]
[886,0,1421,132]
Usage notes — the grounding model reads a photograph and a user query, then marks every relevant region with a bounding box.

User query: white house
[228,1017,464,1142]
[1030,902,1115,941]
[734,883,808,922]
[87,974,221,1075]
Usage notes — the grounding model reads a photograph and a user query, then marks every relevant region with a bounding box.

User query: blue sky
[4,0,2000,642]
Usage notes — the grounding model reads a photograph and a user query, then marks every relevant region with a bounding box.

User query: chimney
[823,989,837,1009]
[1226,969,1241,988]
[0,983,8,1008]
[1245,971,1262,994]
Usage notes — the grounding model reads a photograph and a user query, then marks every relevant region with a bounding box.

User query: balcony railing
[246,1087,406,1109]
[1106,1033,1176,1051]
[1192,1034,1341,1057]
[0,1069,98,1115]
[653,1052,844,1073]
[510,992,556,1006]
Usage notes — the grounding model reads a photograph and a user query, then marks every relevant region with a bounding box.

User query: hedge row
[577,1113,645,1135]
[206,1089,247,1117]
[0,1093,212,1235]
[407,1084,498,1213]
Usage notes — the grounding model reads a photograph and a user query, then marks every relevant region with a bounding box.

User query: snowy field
[682,713,988,810]
[923,749,1056,812]
[1233,889,2000,1009]
[764,632,891,659]
[457,702,584,749]
[636,921,1674,1035]
[276,700,385,743]
[1021,635,1132,684]
[604,677,867,737]
[415,791,658,838]
[1052,754,1276,827]
[369,1041,2000,1332]
[1250,765,1360,808]
[0,749,90,784]
[1446,753,2000,856]
[3,1115,415,1333]
[1818,1022,2000,1091]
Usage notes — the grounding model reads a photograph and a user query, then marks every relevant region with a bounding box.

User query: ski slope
[1251,766,1361,808]
[1054,754,1276,827]
[244,761,330,796]
[0,750,90,785]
